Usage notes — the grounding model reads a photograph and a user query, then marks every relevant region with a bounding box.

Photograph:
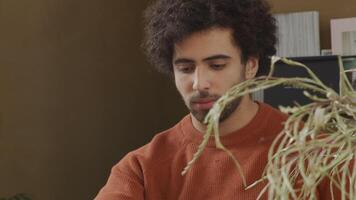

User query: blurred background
[0,0,355,199]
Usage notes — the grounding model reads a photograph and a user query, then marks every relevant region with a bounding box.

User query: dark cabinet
[263,55,355,108]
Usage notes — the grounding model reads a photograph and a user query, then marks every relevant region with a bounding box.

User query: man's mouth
[191,99,217,110]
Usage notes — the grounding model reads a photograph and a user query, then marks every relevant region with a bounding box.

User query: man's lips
[191,99,217,110]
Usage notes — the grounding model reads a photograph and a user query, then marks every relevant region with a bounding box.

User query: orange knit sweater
[95,103,337,200]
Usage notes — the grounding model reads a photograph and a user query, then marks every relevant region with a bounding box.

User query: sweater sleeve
[317,177,340,200]
[94,153,145,200]
[317,159,355,200]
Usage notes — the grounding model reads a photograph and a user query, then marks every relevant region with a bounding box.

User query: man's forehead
[173,27,240,57]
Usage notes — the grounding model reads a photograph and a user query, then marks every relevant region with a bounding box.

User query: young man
[95,0,336,199]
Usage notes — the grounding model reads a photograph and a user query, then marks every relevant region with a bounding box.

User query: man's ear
[245,57,259,80]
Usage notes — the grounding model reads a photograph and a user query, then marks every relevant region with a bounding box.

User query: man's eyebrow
[173,54,231,65]
[173,58,195,65]
[203,54,231,61]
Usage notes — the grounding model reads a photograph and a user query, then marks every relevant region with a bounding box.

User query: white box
[331,17,356,55]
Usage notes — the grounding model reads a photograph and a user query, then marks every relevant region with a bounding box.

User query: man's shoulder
[262,102,288,121]
[136,123,184,156]
[258,102,289,134]
[121,116,189,166]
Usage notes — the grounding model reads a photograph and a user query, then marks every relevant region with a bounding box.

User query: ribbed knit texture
[95,102,337,200]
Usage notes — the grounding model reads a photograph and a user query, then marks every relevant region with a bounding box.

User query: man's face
[173,27,251,123]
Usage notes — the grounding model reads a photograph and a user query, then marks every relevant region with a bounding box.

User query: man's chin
[191,109,210,123]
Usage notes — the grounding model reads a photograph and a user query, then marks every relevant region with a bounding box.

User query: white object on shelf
[342,31,356,56]
[331,17,356,55]
[274,11,320,57]
[321,49,332,56]
[252,90,264,102]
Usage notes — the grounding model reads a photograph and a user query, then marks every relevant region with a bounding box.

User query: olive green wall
[0,0,355,199]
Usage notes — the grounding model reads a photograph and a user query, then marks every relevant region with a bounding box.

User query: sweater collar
[179,102,273,147]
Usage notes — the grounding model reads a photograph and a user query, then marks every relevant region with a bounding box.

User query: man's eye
[178,65,195,73]
[210,64,226,70]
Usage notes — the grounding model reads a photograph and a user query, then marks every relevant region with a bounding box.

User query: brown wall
[0,0,355,199]
[0,0,185,199]
[268,0,356,50]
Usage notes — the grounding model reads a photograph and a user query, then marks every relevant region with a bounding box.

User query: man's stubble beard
[188,90,242,124]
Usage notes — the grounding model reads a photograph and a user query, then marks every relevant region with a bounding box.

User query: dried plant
[182,56,356,199]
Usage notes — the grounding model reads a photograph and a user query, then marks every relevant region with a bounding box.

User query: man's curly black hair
[143,0,277,76]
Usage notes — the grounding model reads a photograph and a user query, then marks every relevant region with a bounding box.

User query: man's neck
[191,96,259,136]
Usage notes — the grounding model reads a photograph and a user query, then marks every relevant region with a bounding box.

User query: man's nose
[192,67,211,91]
